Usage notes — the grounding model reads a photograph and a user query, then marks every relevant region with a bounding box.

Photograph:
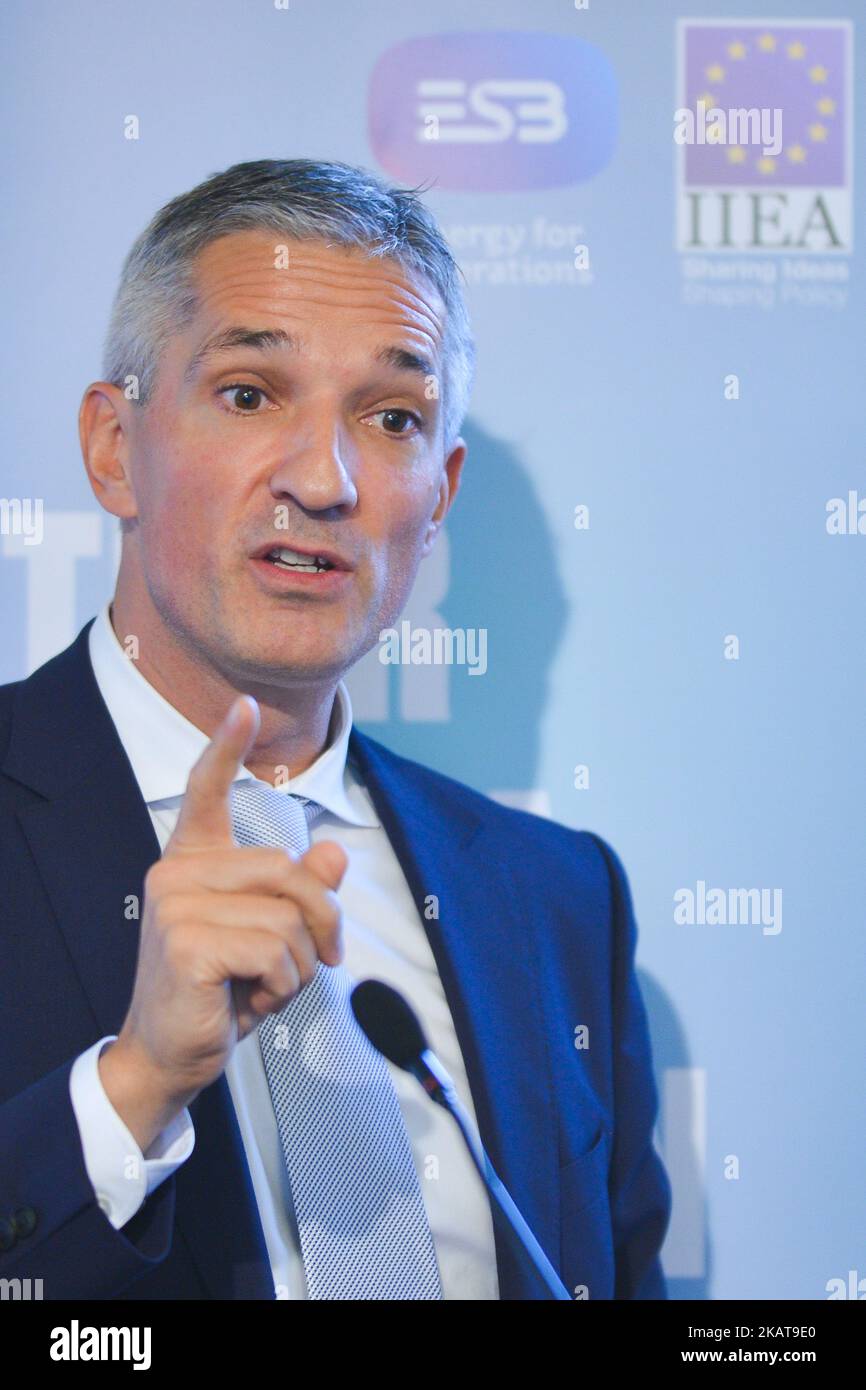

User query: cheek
[374,470,438,548]
[135,444,220,578]
[371,496,433,602]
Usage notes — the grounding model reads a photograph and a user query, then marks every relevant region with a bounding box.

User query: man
[0,158,671,1300]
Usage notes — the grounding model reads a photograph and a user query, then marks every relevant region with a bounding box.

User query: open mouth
[264,547,336,573]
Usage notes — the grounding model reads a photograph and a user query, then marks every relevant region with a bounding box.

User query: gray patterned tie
[229,778,443,1300]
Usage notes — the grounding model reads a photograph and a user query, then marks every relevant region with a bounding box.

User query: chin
[223,636,348,686]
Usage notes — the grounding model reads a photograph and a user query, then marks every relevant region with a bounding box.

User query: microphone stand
[410,1048,572,1302]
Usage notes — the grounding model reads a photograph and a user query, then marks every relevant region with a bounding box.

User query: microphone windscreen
[351,978,428,1069]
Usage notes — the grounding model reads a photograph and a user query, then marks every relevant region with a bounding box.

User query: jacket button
[0,1217,15,1252]
[12,1206,38,1239]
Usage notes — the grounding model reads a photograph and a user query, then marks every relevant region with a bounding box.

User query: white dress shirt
[68,605,499,1300]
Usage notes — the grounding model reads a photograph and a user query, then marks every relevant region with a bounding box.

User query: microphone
[351,978,572,1302]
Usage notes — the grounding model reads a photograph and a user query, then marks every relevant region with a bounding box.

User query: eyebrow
[183,325,436,383]
[184,327,294,381]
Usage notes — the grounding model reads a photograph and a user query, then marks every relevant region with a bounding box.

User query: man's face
[114,230,465,687]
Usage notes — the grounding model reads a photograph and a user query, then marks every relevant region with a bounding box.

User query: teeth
[268,547,332,570]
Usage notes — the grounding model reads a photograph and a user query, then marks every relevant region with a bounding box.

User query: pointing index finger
[169,695,260,851]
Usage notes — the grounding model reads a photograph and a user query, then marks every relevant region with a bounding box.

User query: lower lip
[250,556,353,593]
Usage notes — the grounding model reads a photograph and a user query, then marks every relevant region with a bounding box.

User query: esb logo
[417,79,567,145]
[369,31,618,191]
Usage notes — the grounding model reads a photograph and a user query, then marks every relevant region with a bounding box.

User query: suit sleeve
[0,1052,176,1299]
[70,1036,194,1230]
[586,832,672,1299]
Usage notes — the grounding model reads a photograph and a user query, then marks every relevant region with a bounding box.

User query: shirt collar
[87,603,379,828]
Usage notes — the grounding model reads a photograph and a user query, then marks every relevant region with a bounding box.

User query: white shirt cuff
[69,1035,195,1230]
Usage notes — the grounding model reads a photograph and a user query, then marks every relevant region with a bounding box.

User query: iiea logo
[676,19,852,253]
[369,31,618,191]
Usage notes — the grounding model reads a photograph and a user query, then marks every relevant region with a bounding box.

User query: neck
[108,596,340,784]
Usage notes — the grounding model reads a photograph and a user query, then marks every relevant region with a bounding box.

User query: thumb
[302,839,349,891]
[301,840,348,966]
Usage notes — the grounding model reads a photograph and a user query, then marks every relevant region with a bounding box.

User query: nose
[267,407,359,513]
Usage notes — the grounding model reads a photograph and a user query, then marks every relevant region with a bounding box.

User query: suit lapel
[348,728,561,1299]
[4,623,273,1299]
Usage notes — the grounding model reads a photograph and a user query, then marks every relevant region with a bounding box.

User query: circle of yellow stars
[693,30,837,176]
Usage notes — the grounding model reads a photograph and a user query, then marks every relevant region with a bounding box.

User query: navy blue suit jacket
[0,621,671,1300]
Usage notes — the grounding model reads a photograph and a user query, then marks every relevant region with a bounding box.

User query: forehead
[184,230,447,352]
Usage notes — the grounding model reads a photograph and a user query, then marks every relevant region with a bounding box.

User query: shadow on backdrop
[639,968,710,1301]
[352,417,569,791]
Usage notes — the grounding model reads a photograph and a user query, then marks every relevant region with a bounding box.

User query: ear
[421,436,466,557]
[79,382,139,520]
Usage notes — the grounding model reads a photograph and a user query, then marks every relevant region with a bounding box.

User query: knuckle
[265,935,290,971]
[151,898,172,931]
[268,943,300,999]
[273,849,300,882]
[147,853,197,896]
[252,847,294,879]
[144,859,173,896]
[164,922,196,968]
[153,892,190,931]
[276,900,304,934]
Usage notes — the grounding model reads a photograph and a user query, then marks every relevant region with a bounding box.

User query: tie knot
[230,779,323,855]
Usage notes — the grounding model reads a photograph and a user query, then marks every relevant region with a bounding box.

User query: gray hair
[102,158,475,448]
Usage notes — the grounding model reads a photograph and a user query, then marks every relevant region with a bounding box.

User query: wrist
[98,1035,187,1154]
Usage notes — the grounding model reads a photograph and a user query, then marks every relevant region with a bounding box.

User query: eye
[217,383,272,414]
[365,407,423,438]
